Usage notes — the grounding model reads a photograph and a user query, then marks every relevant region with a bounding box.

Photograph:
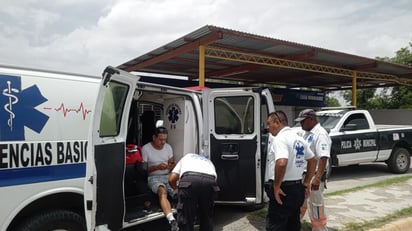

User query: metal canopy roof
[118,25,412,91]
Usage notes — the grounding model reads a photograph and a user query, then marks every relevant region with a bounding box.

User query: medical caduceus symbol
[2,81,19,131]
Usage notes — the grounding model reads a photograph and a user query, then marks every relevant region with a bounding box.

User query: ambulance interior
[122,90,199,222]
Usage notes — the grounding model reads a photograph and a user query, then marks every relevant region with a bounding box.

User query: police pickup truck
[317,108,412,175]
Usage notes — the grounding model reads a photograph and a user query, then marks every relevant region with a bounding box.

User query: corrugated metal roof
[118,25,412,90]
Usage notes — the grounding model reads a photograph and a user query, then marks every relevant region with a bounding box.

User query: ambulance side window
[99,82,129,137]
[214,96,254,134]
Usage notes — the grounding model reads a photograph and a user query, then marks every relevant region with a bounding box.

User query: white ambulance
[84,66,275,230]
[0,64,99,231]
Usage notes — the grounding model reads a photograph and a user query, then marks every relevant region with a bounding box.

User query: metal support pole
[352,71,357,107]
[199,45,205,87]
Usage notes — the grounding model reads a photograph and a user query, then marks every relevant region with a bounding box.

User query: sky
[1,0,411,77]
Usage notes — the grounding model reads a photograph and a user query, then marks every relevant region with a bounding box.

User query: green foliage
[376,42,412,109]
[326,94,341,107]
[386,86,412,109]
[344,41,412,109]
[343,88,378,109]
[390,42,412,66]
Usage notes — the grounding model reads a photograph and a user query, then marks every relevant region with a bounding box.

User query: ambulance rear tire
[17,209,86,231]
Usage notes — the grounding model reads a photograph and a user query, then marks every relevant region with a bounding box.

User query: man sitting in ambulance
[141,126,178,231]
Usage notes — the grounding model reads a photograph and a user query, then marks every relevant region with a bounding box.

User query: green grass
[336,207,412,231]
[249,207,412,231]
[249,175,412,231]
[325,175,412,197]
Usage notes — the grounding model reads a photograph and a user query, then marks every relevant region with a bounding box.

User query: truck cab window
[343,113,369,130]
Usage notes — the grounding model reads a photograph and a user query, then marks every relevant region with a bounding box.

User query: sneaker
[169,219,178,231]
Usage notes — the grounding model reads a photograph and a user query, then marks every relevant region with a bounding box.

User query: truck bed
[376,124,412,130]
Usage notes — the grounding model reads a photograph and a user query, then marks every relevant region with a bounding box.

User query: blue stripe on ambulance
[0,163,85,187]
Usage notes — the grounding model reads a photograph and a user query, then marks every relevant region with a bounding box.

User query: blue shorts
[148,174,175,196]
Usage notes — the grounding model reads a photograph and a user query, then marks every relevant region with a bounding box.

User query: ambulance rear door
[84,66,138,231]
[202,88,264,205]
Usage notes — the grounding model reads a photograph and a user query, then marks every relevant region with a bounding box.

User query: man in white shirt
[295,109,331,231]
[265,111,316,231]
[142,126,177,231]
[169,153,219,231]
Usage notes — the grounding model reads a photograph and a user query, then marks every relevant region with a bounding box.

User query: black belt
[182,171,216,180]
[281,180,302,186]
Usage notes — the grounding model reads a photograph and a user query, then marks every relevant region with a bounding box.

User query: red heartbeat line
[43,102,92,120]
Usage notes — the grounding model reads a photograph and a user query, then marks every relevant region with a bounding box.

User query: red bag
[126,144,143,164]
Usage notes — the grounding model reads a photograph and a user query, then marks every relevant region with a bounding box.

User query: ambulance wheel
[17,209,86,231]
[387,147,411,174]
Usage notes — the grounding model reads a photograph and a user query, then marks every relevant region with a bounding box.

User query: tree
[377,41,412,109]
[326,94,341,107]
[389,42,412,66]
[345,41,412,109]
[343,88,377,109]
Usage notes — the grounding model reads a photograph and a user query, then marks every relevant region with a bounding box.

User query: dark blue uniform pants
[177,173,219,231]
[265,181,305,231]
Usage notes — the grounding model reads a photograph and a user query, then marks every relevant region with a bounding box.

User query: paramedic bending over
[142,126,178,231]
[169,153,219,231]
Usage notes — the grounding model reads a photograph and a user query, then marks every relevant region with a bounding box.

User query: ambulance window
[214,96,254,134]
[99,82,129,137]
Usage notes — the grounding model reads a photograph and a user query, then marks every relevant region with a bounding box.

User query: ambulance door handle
[221,143,239,160]
[221,153,239,160]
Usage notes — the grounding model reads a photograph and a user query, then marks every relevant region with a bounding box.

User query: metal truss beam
[205,46,412,86]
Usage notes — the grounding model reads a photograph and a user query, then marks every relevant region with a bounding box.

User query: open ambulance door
[202,88,269,205]
[84,66,138,231]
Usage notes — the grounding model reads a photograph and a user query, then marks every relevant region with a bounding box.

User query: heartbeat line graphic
[43,102,92,120]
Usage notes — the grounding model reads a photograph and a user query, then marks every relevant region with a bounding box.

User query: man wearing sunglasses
[265,111,316,231]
